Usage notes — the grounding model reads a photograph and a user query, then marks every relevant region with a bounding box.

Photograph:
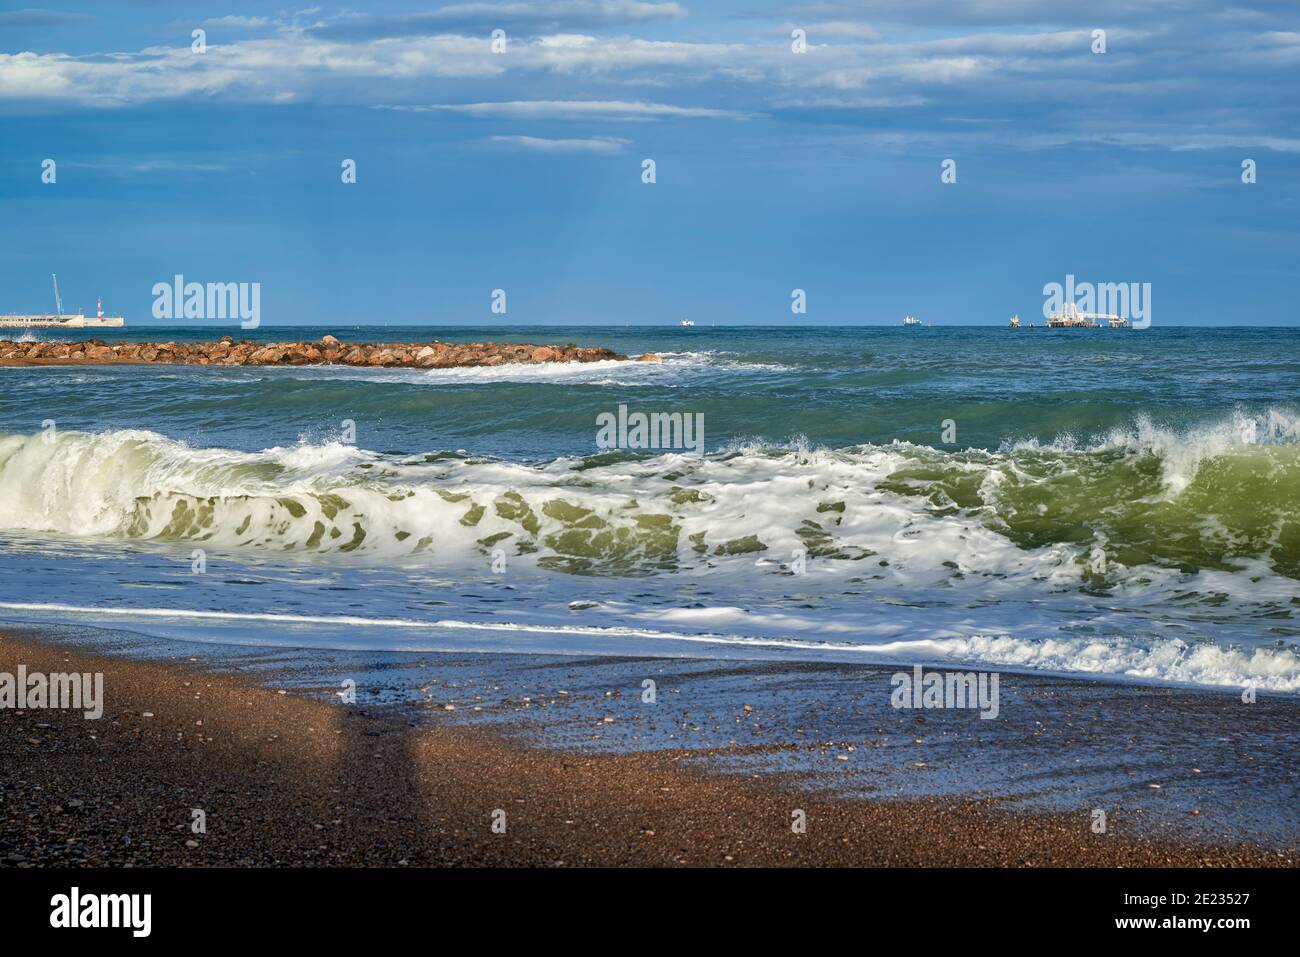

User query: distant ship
[0,274,124,328]
[679,318,695,327]
[1046,303,1128,329]
[902,315,923,326]
[1009,315,1021,328]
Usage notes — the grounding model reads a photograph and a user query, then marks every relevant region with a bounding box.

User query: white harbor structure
[0,274,125,328]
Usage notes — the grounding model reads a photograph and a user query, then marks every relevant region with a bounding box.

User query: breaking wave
[2,409,1298,692]
[1,410,1298,585]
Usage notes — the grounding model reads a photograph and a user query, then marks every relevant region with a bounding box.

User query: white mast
[51,273,63,316]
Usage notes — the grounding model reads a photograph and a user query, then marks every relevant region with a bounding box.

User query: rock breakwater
[0,335,632,369]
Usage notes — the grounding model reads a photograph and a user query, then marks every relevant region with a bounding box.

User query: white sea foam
[2,600,1295,692]
[421,357,654,383]
[1007,407,1300,495]
[416,350,793,384]
[1,420,1297,693]
[196,350,794,387]
[904,633,1300,692]
[0,423,1293,590]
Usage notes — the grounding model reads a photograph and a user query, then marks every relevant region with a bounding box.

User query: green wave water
[1,326,1298,690]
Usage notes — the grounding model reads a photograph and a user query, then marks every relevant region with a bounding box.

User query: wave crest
[0,414,1297,586]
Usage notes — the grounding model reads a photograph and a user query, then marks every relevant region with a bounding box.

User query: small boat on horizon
[679,318,695,327]
[902,315,923,327]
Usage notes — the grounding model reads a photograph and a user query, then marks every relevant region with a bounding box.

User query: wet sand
[1,630,1292,867]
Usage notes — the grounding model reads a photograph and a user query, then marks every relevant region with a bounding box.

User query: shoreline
[0,336,634,369]
[2,628,1292,867]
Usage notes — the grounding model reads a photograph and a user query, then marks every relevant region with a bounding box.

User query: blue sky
[2,1,1298,326]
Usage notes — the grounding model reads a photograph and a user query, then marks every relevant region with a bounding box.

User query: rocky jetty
[0,335,632,368]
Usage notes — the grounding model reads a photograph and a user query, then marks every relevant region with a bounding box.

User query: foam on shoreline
[3,626,1296,859]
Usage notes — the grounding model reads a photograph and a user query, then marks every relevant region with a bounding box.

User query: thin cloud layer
[490,133,631,150]
[309,1,686,39]
[376,99,745,119]
[0,1,1296,155]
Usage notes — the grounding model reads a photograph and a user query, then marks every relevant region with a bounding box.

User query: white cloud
[376,98,745,119]
[785,0,1216,26]
[800,21,881,40]
[0,36,510,106]
[490,133,630,151]
[0,26,1161,109]
[0,12,1293,160]
[201,16,273,29]
[770,93,926,108]
[310,1,686,38]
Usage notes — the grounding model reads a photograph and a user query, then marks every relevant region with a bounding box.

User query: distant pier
[0,314,125,329]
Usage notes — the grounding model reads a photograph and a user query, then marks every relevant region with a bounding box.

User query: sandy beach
[2,629,1292,868]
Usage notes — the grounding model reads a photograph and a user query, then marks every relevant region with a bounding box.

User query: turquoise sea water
[2,325,1298,690]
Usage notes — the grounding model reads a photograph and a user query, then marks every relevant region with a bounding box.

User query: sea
[2,325,1298,693]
